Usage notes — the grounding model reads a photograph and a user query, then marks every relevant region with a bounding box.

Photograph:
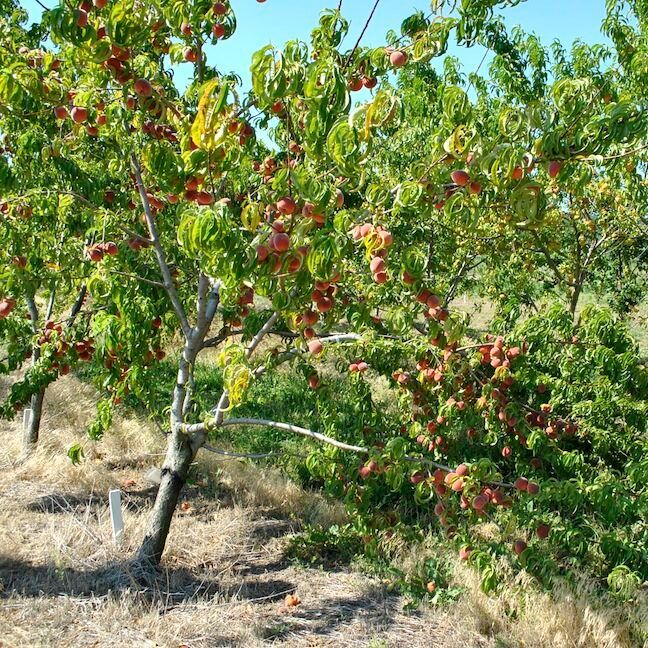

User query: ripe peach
[213,2,227,14]
[196,191,214,205]
[548,160,562,178]
[451,477,464,492]
[54,106,68,119]
[451,169,470,186]
[134,78,153,97]
[363,76,377,89]
[459,546,472,561]
[308,339,323,355]
[514,476,529,492]
[468,180,482,195]
[456,463,469,477]
[369,256,385,273]
[513,539,527,555]
[212,23,225,39]
[88,247,104,262]
[308,374,319,390]
[303,309,318,326]
[526,482,539,495]
[276,196,296,215]
[536,523,550,539]
[71,106,88,123]
[272,232,290,252]
[256,245,270,262]
[76,9,88,27]
[472,494,488,511]
[316,297,333,313]
[183,47,198,62]
[348,77,363,92]
[389,50,407,67]
[104,241,118,256]
[0,298,15,319]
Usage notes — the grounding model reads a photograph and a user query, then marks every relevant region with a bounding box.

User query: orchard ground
[1,366,647,647]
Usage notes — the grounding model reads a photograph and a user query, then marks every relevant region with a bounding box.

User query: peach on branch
[450,169,470,186]
[389,50,408,67]
[548,160,562,178]
[0,298,16,319]
[514,476,529,492]
[513,539,527,556]
[134,78,153,97]
[307,339,323,355]
[276,196,296,215]
[71,106,88,123]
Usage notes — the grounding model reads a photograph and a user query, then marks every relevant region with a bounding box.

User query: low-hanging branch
[181,416,514,489]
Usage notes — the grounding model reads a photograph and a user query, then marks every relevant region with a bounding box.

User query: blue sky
[22,0,609,91]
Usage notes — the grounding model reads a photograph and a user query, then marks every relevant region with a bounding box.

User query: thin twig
[343,0,381,70]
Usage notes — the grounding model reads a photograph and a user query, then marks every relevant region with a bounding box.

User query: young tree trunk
[135,428,195,566]
[133,273,219,569]
[22,388,44,450]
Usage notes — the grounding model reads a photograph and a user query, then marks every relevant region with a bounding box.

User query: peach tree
[0,0,646,596]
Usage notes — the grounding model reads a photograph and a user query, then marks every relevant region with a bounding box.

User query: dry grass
[0,374,645,647]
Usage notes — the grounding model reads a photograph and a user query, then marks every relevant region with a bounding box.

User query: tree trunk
[135,428,195,567]
[22,388,44,451]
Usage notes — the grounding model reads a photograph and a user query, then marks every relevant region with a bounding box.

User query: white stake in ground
[22,408,32,432]
[108,489,124,547]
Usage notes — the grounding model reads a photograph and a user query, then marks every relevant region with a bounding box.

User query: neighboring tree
[0,0,645,601]
[370,23,648,325]
[0,2,93,452]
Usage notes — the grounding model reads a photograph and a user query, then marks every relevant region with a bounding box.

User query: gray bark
[135,275,220,567]
[135,427,195,566]
[22,388,44,450]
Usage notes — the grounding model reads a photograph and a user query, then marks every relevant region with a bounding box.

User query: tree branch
[45,285,56,321]
[343,0,381,70]
[130,154,192,339]
[110,270,166,288]
[185,417,514,488]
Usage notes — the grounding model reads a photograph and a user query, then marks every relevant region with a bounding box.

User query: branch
[246,311,280,357]
[343,0,381,70]
[67,284,87,327]
[202,445,303,461]
[251,333,362,380]
[531,231,571,286]
[191,417,514,488]
[214,417,369,453]
[110,270,165,288]
[130,154,192,339]
[45,285,56,321]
